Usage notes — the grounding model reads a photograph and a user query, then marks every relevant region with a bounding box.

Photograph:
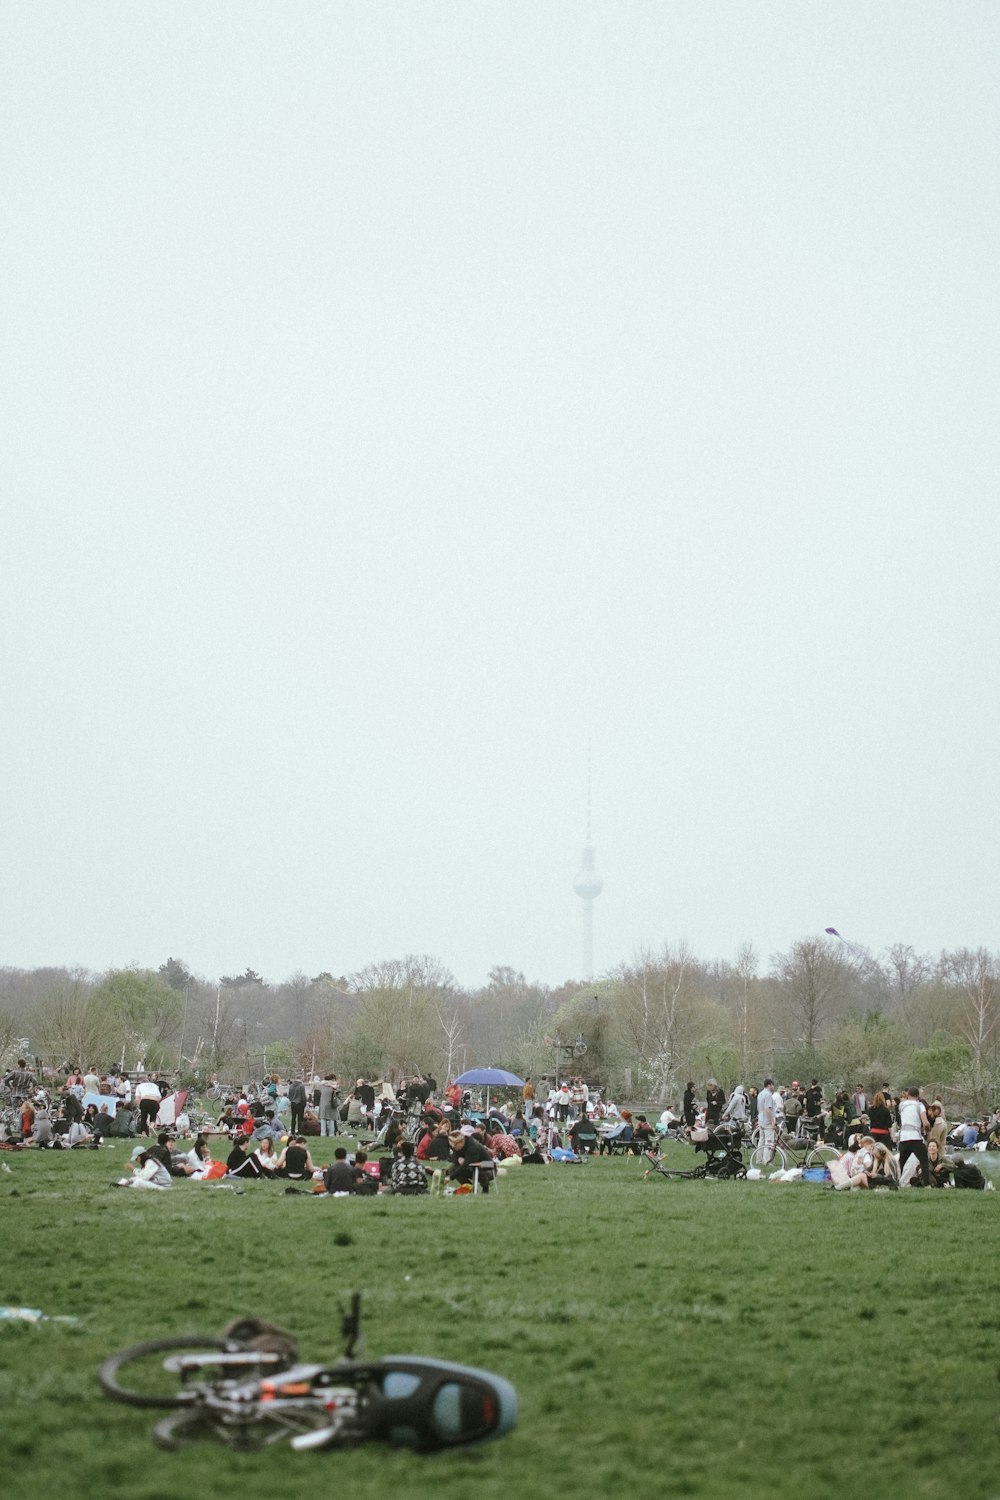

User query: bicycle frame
[98,1300,518,1453]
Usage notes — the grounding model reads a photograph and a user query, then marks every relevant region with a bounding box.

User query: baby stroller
[643,1124,746,1182]
[688,1124,746,1179]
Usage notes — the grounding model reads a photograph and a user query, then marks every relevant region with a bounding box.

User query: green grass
[2,1138,999,1499]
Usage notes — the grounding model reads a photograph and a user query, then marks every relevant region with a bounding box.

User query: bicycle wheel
[750,1142,787,1172]
[805,1143,841,1169]
[98,1337,230,1408]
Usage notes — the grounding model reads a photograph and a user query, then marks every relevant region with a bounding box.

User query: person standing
[704,1080,724,1127]
[682,1082,697,1131]
[3,1059,36,1097]
[851,1083,868,1119]
[926,1100,948,1157]
[867,1090,894,1148]
[317,1075,340,1137]
[722,1083,748,1129]
[898,1086,930,1186]
[757,1078,777,1159]
[804,1078,824,1122]
[521,1077,536,1119]
[356,1078,376,1113]
[571,1076,589,1120]
[134,1076,162,1136]
[287,1075,307,1136]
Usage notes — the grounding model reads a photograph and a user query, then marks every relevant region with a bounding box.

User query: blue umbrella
[452,1067,525,1116]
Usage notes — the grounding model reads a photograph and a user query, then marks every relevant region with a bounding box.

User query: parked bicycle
[749,1127,840,1174]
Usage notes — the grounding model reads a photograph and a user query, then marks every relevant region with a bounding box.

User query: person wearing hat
[448,1125,495,1193]
[112,1144,172,1190]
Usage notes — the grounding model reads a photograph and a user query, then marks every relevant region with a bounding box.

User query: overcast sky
[3,4,997,991]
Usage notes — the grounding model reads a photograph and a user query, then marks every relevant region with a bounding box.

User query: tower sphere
[573,845,603,901]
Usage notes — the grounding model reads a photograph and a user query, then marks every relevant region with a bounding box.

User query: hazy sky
[3,4,998,990]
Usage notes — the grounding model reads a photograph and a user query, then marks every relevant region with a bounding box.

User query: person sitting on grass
[836,1135,886,1189]
[178,1138,215,1178]
[381,1114,408,1153]
[148,1132,174,1171]
[390,1139,428,1195]
[927,1139,956,1187]
[252,1136,278,1175]
[416,1117,453,1163]
[226,1137,260,1177]
[67,1117,97,1148]
[251,1109,284,1146]
[26,1108,54,1148]
[353,1149,379,1194]
[413,1115,437,1159]
[323,1147,360,1194]
[866,1141,899,1189]
[275,1134,315,1180]
[112,1144,172,1190]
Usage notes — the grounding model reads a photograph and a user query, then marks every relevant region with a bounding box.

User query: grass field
[2,1136,999,1500]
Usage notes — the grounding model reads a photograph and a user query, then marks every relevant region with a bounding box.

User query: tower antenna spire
[573,742,602,981]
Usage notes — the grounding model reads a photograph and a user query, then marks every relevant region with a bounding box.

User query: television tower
[572,749,603,980]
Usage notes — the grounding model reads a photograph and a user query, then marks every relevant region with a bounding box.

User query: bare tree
[728,942,758,1080]
[770,937,854,1053]
[938,948,1000,1079]
[610,944,702,1103]
[436,1002,465,1082]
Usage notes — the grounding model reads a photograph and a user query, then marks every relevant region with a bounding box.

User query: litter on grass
[0,1306,79,1324]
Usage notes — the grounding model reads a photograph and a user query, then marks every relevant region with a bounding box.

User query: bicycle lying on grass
[98,1294,517,1453]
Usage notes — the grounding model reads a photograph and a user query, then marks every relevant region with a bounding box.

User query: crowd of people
[1,1059,611,1194]
[4,1058,996,1195]
[679,1075,995,1190]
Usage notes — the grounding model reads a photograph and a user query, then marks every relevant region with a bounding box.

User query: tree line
[1,935,997,1109]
